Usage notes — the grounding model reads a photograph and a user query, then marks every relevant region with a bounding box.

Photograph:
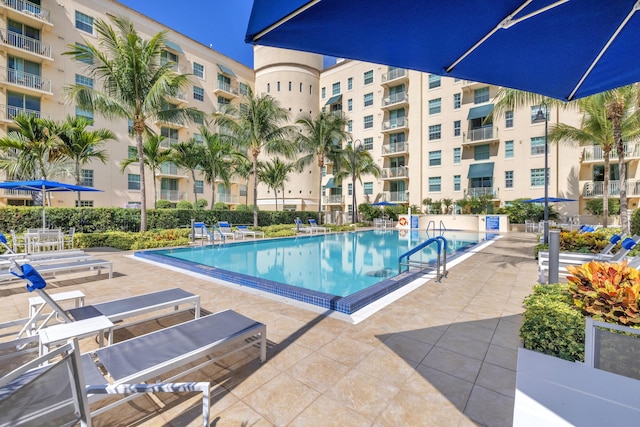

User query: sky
[118,0,256,68]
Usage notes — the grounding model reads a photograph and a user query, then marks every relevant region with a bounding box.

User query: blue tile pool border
[134,234,493,315]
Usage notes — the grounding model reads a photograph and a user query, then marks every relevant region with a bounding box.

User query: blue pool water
[135,230,493,314]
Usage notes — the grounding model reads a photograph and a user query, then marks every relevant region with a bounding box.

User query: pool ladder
[426,220,447,234]
[398,236,448,282]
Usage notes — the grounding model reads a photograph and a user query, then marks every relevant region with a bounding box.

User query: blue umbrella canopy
[371,201,398,206]
[247,0,640,101]
[0,179,102,227]
[522,197,576,203]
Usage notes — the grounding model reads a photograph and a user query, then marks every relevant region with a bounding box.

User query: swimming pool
[135,230,494,315]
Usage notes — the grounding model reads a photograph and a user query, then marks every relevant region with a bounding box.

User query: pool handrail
[398,237,447,282]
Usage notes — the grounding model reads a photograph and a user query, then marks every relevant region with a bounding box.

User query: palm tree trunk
[135,128,147,232]
[318,169,323,225]
[211,186,215,210]
[616,132,629,234]
[191,171,198,207]
[152,171,158,208]
[603,153,610,228]
[274,187,278,211]
[352,175,357,224]
[75,160,81,206]
[252,157,258,226]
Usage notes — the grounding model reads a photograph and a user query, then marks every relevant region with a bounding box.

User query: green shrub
[176,200,193,209]
[520,284,585,361]
[235,204,249,212]
[196,199,208,209]
[156,200,171,209]
[585,198,620,215]
[75,229,192,250]
[631,208,640,236]
[214,202,229,210]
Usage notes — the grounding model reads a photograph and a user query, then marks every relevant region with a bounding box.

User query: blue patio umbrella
[522,197,576,203]
[371,201,398,206]
[0,179,102,228]
[246,0,640,101]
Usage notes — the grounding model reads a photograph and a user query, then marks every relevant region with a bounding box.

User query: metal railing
[167,90,187,102]
[382,166,408,178]
[381,68,407,82]
[1,0,51,23]
[2,188,33,196]
[465,126,497,142]
[0,105,43,121]
[159,189,186,201]
[464,187,499,198]
[0,29,52,58]
[382,92,408,106]
[160,163,179,175]
[215,81,239,95]
[1,66,51,92]
[159,137,179,148]
[382,191,408,202]
[382,117,408,131]
[583,180,640,197]
[582,143,640,161]
[216,193,239,204]
[398,236,448,282]
[382,141,408,155]
[323,194,343,204]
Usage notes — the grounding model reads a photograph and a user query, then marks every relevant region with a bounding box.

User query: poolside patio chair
[292,218,315,234]
[308,218,328,232]
[0,340,212,427]
[215,221,237,240]
[234,225,264,239]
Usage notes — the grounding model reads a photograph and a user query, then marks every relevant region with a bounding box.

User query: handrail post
[190,219,195,243]
[434,238,442,282]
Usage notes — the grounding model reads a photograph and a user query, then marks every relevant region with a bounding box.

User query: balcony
[323,194,343,205]
[583,180,640,198]
[159,189,186,201]
[213,81,239,97]
[381,91,408,109]
[1,67,51,95]
[381,117,408,132]
[381,68,408,85]
[0,29,53,61]
[159,137,179,149]
[381,166,408,179]
[0,0,52,28]
[582,143,640,163]
[461,80,487,91]
[382,141,408,156]
[464,187,499,198]
[0,105,44,123]
[166,90,188,105]
[216,193,240,204]
[157,163,186,177]
[382,191,408,202]
[2,188,33,198]
[462,126,499,145]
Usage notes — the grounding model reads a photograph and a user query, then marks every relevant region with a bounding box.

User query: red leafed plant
[566,260,640,326]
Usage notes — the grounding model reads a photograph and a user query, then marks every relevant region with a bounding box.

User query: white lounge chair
[308,218,328,232]
[190,222,215,243]
[234,225,265,239]
[292,218,315,234]
[215,221,237,240]
[0,258,113,283]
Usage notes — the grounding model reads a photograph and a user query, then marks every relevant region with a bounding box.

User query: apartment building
[0,1,635,222]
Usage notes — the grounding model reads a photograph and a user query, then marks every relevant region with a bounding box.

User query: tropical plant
[442,198,453,214]
[258,158,293,211]
[333,143,381,223]
[63,16,198,231]
[233,159,253,207]
[296,111,350,223]
[213,88,296,226]
[54,116,115,204]
[119,133,173,207]
[170,140,204,206]
[585,198,620,216]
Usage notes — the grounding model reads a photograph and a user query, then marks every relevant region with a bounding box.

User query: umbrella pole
[42,186,46,229]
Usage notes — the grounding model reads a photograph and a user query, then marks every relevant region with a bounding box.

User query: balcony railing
[214,81,239,95]
[159,137,179,148]
[381,166,408,179]
[1,0,51,23]
[2,188,33,196]
[159,190,186,201]
[1,67,51,92]
[0,29,52,59]
[167,90,187,102]
[382,191,408,202]
[382,92,408,107]
[381,68,407,83]
[583,180,640,197]
[216,193,240,204]
[464,187,499,198]
[382,141,408,155]
[0,105,43,121]
[582,143,640,162]
[323,194,343,204]
[160,163,180,175]
[382,117,408,131]
[464,125,498,143]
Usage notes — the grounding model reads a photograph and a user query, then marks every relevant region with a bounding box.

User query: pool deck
[0,231,539,426]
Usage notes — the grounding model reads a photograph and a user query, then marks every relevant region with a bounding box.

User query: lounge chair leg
[260,326,267,362]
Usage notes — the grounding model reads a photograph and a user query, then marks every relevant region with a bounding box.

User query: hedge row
[0,207,323,233]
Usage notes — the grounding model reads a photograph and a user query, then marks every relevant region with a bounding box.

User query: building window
[75,106,93,121]
[364,182,373,195]
[453,93,461,109]
[453,120,461,137]
[530,136,545,155]
[347,183,353,196]
[364,70,373,85]
[364,93,373,107]
[80,169,93,187]
[453,147,461,164]
[474,87,490,104]
[128,174,141,190]
[429,150,442,166]
[321,87,326,98]
[75,11,94,34]
[428,74,441,89]
[195,180,204,194]
[505,110,514,128]
[453,175,461,191]
[193,63,204,78]
[193,111,204,125]
[347,99,353,111]
[161,127,178,144]
[161,50,179,68]
[322,166,326,177]
[193,133,203,144]
[531,168,547,187]
[347,77,353,90]
[429,177,441,192]
[363,137,373,150]
[505,171,514,188]
[239,82,249,96]
[347,120,353,132]
[364,115,373,129]
[193,86,204,101]
[505,140,514,158]
[332,82,340,95]
[74,43,93,64]
[428,98,441,115]
[75,200,94,207]
[75,74,93,88]
[474,144,490,160]
[428,124,441,140]
[127,146,137,159]
[240,185,247,197]
[531,105,549,123]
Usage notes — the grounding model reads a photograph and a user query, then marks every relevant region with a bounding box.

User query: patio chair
[308,218,328,232]
[215,221,237,240]
[0,258,113,283]
[0,340,212,427]
[190,222,216,243]
[234,225,264,239]
[292,218,315,234]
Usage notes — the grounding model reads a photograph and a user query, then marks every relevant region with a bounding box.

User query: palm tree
[296,111,350,224]
[190,126,246,209]
[233,159,253,207]
[54,116,115,205]
[170,140,204,206]
[63,16,197,231]
[119,133,172,207]
[258,158,293,211]
[214,88,296,226]
[333,143,381,223]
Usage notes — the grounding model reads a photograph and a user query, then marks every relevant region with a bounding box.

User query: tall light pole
[533,104,549,244]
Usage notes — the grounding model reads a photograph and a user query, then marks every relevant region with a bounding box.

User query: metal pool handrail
[398,236,448,282]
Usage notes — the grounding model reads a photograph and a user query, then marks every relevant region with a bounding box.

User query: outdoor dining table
[23,229,63,253]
